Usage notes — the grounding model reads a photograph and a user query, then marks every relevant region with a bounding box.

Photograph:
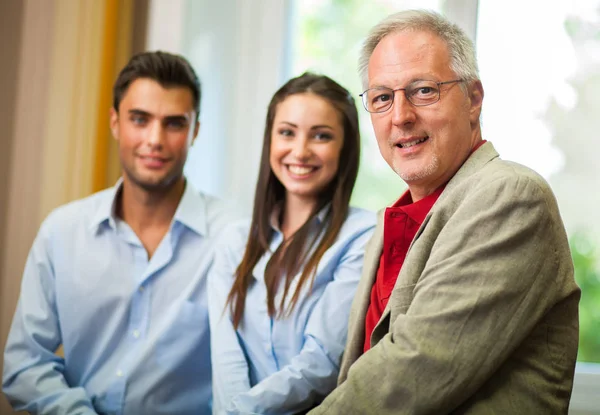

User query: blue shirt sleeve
[208,222,253,415]
[226,220,376,415]
[2,216,98,414]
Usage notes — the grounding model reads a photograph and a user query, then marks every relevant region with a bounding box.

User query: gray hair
[358,9,479,90]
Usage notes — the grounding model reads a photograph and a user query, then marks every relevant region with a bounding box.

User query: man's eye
[131,116,147,125]
[166,120,186,129]
[411,86,437,97]
[372,93,392,104]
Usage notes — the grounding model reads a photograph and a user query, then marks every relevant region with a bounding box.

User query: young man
[310,10,580,414]
[3,51,236,415]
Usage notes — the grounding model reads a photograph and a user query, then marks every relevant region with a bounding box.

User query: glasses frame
[359,79,464,113]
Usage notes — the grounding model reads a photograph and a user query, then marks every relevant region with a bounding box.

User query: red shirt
[363,140,487,353]
[363,186,444,352]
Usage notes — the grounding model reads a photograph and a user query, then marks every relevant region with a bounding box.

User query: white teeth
[400,137,428,148]
[288,165,314,175]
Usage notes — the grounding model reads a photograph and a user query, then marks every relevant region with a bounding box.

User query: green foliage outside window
[571,233,600,363]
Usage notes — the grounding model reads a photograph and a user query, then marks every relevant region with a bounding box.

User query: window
[477,0,600,365]
[292,0,600,411]
[291,0,445,211]
[294,0,600,364]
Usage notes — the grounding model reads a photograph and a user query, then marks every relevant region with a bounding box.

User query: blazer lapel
[372,211,433,337]
[338,209,384,382]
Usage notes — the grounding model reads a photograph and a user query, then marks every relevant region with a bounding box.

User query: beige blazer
[310,142,579,414]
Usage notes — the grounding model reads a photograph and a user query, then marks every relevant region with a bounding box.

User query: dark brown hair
[226,72,361,328]
[112,51,201,120]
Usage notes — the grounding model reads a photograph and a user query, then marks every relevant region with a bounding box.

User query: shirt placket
[104,230,153,415]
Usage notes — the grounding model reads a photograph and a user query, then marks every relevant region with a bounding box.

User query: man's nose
[391,91,417,127]
[146,121,165,147]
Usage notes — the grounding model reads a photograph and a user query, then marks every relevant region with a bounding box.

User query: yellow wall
[0,1,147,412]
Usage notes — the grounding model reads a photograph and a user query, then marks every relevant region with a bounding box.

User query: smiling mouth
[397,137,429,148]
[139,155,167,162]
[287,165,318,175]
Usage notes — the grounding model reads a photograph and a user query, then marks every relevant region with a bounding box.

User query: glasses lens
[364,88,394,113]
[405,81,440,106]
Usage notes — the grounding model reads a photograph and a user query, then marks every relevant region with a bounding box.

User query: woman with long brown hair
[208,73,376,414]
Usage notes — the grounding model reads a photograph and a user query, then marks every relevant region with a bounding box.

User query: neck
[118,176,186,232]
[280,194,318,240]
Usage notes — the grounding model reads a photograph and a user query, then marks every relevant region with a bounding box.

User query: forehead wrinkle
[368,32,449,89]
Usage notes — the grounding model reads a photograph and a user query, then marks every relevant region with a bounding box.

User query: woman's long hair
[226,72,361,329]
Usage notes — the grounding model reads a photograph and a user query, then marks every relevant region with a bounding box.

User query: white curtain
[147,0,292,213]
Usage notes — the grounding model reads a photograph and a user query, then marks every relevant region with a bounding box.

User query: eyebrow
[128,109,189,123]
[278,121,334,130]
[369,77,433,89]
[128,109,152,117]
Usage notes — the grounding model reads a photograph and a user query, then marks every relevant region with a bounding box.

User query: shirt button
[138,286,144,292]
[132,330,140,338]
[116,369,124,377]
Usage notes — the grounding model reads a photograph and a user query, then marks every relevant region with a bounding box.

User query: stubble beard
[392,151,439,183]
[385,131,439,183]
[123,163,182,194]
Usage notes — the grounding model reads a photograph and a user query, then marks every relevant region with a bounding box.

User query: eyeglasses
[359,79,464,113]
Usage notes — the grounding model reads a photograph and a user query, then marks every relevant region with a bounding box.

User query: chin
[393,158,439,183]
[137,181,169,192]
[287,188,320,199]
[130,173,179,192]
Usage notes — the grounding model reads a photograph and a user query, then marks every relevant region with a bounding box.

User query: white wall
[146,0,292,212]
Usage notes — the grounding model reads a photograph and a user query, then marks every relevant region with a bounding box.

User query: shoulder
[40,188,115,235]
[196,191,247,236]
[480,158,551,189]
[325,207,377,255]
[213,217,252,256]
[208,218,251,284]
[435,158,568,250]
[340,206,377,235]
[28,188,115,259]
[446,158,558,210]
[346,206,377,221]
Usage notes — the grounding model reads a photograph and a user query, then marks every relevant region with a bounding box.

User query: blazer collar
[404,141,499,249]
[437,141,499,205]
[374,141,500,330]
[342,208,385,362]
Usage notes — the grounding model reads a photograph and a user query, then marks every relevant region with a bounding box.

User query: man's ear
[191,120,200,146]
[110,108,119,140]
[469,80,484,124]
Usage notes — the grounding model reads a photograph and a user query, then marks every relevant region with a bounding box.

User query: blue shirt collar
[173,180,207,236]
[89,178,207,236]
[90,178,122,231]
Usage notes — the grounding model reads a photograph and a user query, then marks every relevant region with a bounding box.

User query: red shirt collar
[388,139,487,223]
[390,185,445,225]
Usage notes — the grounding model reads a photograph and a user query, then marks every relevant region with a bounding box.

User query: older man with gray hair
[309,9,579,414]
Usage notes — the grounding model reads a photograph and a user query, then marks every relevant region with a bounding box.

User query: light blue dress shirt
[2,180,237,415]
[208,206,376,415]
